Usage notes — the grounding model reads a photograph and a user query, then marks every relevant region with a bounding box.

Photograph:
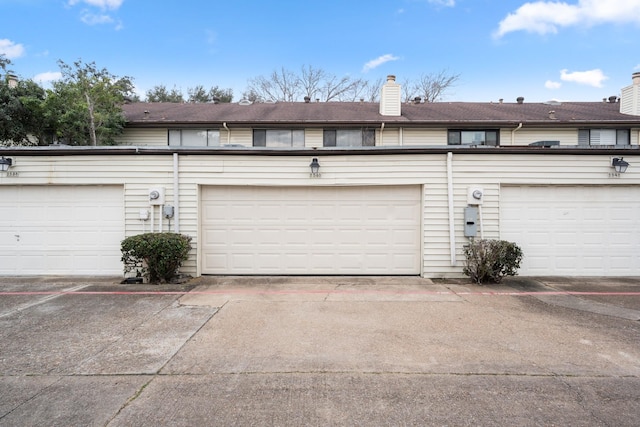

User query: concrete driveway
[1,276,639,426]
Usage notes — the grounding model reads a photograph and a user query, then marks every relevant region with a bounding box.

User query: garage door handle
[15,234,20,241]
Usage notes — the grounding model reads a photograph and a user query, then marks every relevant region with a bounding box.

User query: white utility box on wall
[148,187,166,205]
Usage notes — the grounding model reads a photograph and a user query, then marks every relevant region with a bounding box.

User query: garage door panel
[0,186,124,275]
[201,186,421,275]
[501,185,640,276]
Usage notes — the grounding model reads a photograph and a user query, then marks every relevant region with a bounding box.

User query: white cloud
[362,54,400,73]
[0,39,25,59]
[428,0,455,6]
[560,68,608,87]
[494,0,640,38]
[545,80,562,89]
[81,12,114,25]
[33,71,62,83]
[69,0,123,28]
[68,0,124,10]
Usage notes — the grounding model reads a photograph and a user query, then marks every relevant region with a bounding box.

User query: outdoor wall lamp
[309,157,321,177]
[611,157,629,174]
[0,157,13,172]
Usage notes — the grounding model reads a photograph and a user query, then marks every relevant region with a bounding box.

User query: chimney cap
[386,75,396,82]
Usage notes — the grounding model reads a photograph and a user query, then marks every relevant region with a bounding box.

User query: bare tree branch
[299,65,327,100]
[413,70,460,102]
[244,66,460,103]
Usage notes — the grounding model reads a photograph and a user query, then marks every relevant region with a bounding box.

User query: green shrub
[463,239,523,284]
[121,233,192,283]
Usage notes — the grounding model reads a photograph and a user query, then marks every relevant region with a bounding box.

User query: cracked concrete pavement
[1,275,639,426]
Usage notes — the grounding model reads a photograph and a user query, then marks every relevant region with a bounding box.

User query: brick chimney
[379,75,401,116]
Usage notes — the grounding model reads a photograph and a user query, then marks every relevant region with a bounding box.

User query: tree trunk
[85,92,97,146]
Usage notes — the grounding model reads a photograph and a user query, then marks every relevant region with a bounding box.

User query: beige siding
[2,152,639,278]
[378,127,400,146]
[305,129,323,148]
[226,128,252,147]
[503,128,577,146]
[116,128,167,146]
[402,129,447,146]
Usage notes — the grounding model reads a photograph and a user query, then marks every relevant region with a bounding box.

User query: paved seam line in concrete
[0,284,91,318]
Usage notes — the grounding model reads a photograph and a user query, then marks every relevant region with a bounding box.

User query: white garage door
[500,185,640,276]
[201,186,422,275]
[0,186,124,275]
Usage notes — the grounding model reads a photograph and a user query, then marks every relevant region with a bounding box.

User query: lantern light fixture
[611,157,629,174]
[0,157,13,172]
[309,157,320,177]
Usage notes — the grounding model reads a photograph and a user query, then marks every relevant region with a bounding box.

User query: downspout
[511,122,523,145]
[173,153,180,233]
[447,152,456,266]
[380,122,385,146]
[223,122,230,145]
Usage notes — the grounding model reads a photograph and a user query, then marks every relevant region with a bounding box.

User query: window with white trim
[253,129,305,147]
[169,129,220,146]
[578,129,629,146]
[448,130,499,146]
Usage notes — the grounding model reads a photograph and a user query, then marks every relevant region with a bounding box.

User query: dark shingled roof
[122,100,640,128]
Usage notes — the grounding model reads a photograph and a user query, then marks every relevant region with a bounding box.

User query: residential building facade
[2,74,640,278]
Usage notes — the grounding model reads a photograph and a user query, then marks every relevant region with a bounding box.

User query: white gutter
[223,122,230,145]
[447,152,456,266]
[511,122,523,145]
[173,153,180,233]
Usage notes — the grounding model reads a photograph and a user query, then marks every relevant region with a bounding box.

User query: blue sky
[2,0,640,102]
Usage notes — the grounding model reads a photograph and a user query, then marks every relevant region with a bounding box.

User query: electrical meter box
[467,187,484,205]
[464,206,478,237]
[148,187,165,205]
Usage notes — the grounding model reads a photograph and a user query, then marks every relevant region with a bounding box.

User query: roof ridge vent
[238,99,252,105]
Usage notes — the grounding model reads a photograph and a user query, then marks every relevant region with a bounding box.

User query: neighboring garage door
[500,185,640,276]
[0,185,124,275]
[201,185,422,275]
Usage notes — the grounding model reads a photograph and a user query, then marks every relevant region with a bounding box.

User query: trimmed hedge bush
[121,232,192,283]
[463,239,523,284]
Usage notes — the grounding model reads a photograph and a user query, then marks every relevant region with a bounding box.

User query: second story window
[169,129,219,146]
[323,129,375,147]
[448,130,499,146]
[253,129,305,147]
[579,129,630,146]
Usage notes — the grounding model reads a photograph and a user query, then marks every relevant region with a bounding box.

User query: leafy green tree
[0,70,51,146]
[145,84,184,102]
[46,60,134,146]
[0,54,10,72]
[187,85,233,103]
